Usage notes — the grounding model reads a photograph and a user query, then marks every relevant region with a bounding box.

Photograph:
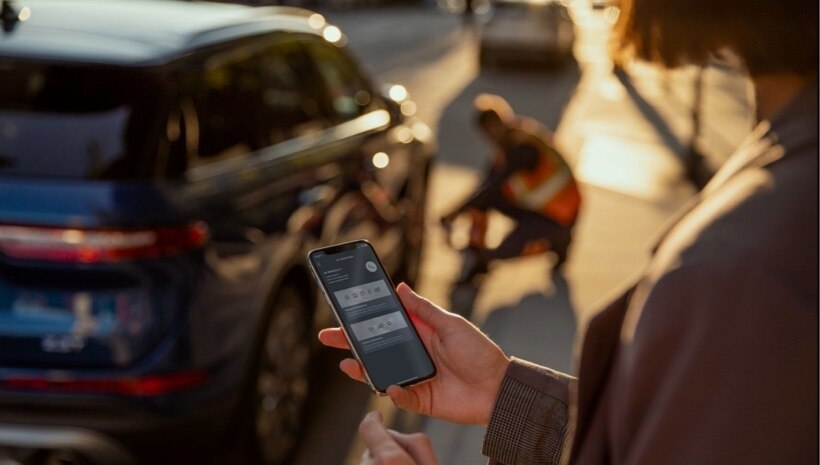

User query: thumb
[359,411,411,462]
[386,385,424,415]
[396,283,447,328]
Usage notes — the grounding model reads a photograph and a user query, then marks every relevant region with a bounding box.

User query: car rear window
[0,61,168,180]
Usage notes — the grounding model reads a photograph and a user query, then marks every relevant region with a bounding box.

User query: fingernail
[366,411,383,422]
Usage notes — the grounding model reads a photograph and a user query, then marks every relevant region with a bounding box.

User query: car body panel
[0,0,319,65]
[0,1,434,463]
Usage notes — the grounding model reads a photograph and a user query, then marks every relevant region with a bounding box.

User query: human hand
[358,411,437,465]
[439,215,456,248]
[319,283,510,425]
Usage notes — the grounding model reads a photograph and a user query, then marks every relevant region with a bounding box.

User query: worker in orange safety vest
[440,94,581,281]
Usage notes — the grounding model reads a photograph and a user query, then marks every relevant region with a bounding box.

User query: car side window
[256,38,331,144]
[181,35,332,170]
[302,39,384,122]
[186,51,259,166]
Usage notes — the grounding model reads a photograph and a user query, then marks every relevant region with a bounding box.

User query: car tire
[397,158,431,287]
[242,285,313,465]
[479,49,493,69]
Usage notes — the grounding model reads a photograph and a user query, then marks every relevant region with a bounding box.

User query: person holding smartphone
[320,0,818,462]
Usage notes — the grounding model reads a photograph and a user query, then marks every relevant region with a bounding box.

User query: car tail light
[0,223,208,263]
[2,371,207,396]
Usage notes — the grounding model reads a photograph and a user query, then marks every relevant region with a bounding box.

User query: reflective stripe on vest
[506,156,571,210]
[501,137,580,225]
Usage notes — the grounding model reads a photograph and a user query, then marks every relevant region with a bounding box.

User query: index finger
[358,412,407,460]
[318,327,350,349]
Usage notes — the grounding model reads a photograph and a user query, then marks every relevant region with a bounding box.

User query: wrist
[478,355,512,426]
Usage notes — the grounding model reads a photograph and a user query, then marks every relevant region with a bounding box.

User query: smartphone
[307,240,436,394]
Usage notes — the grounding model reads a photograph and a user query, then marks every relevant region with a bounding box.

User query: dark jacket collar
[652,81,818,251]
[706,80,817,195]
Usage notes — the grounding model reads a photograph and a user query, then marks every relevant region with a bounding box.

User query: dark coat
[483,83,818,465]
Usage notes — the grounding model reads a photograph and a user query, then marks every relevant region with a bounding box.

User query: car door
[161,33,346,364]
[299,36,427,275]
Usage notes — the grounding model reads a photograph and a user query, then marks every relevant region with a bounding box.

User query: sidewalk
[415,4,753,465]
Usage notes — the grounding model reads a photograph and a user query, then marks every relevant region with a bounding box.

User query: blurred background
[300,0,754,462]
[0,0,754,464]
[291,1,752,464]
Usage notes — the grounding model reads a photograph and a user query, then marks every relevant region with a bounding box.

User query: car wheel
[479,49,493,69]
[397,159,431,287]
[246,285,313,465]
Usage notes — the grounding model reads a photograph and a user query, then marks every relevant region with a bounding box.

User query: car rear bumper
[0,388,239,465]
[0,424,137,465]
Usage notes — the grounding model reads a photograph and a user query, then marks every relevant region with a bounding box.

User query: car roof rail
[185,5,326,50]
[250,5,319,20]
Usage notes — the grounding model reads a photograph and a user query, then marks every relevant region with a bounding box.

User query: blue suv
[0,1,433,464]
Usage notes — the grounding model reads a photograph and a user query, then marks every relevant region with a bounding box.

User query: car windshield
[0,61,167,180]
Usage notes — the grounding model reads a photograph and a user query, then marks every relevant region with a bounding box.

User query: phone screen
[309,241,436,392]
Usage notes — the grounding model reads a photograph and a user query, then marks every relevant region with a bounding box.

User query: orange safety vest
[496,124,581,226]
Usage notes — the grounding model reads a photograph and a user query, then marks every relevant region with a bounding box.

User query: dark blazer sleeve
[483,358,576,465]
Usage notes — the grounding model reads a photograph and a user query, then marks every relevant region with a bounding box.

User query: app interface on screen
[313,244,433,389]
